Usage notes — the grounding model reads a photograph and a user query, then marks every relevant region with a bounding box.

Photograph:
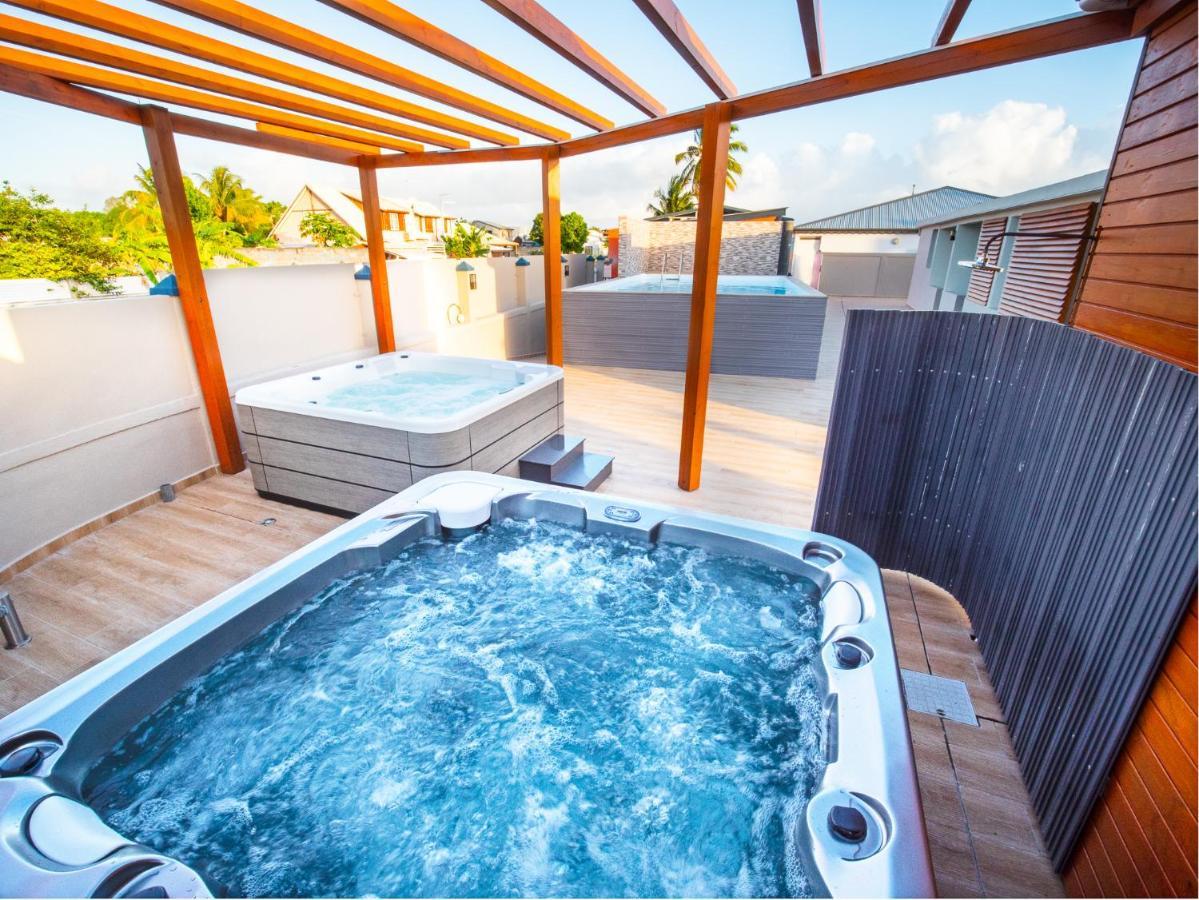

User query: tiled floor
[0,298,1063,896]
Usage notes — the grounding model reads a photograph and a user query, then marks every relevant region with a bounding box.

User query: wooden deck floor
[0,299,1062,896]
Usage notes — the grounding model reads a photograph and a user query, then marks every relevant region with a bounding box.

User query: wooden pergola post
[357,159,396,353]
[541,146,564,367]
[140,104,244,475]
[677,101,732,491]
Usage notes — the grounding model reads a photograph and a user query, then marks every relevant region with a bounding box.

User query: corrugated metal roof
[914,170,1108,228]
[794,186,993,233]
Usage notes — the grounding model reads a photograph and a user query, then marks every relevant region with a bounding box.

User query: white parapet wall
[0,254,581,570]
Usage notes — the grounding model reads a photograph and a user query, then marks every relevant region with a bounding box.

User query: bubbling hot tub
[0,474,933,898]
[235,352,564,514]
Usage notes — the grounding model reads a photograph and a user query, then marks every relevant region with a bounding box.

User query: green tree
[0,183,124,293]
[299,212,358,248]
[528,210,589,254]
[647,173,696,216]
[105,166,253,277]
[442,222,489,258]
[198,166,275,244]
[675,123,748,194]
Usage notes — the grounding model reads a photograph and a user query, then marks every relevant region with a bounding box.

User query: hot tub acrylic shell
[0,474,934,899]
[234,353,564,514]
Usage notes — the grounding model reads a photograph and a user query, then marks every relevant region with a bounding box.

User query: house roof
[794,186,994,233]
[915,170,1108,228]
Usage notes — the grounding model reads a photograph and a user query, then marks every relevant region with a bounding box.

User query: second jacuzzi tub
[235,352,564,513]
[0,474,933,899]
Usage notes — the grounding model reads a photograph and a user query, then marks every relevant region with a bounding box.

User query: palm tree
[675,123,748,194]
[200,166,243,223]
[647,173,696,216]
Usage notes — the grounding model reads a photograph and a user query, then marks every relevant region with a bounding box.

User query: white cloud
[914,100,1085,195]
[840,132,877,155]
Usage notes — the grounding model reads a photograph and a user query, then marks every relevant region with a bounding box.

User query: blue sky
[0,0,1142,230]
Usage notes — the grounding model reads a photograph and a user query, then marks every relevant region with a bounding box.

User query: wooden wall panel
[1072,5,1197,371]
[1065,7,1197,895]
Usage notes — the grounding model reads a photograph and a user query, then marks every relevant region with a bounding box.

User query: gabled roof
[915,171,1108,228]
[794,186,994,233]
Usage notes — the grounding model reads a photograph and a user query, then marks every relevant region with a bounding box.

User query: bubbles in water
[323,371,514,419]
[86,519,825,898]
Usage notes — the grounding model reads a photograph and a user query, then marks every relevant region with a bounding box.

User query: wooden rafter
[364,10,1136,168]
[319,0,612,131]
[0,45,427,152]
[933,0,973,46]
[0,62,362,165]
[479,0,666,117]
[151,0,571,141]
[373,145,548,168]
[4,0,519,146]
[631,0,736,99]
[0,12,468,149]
[257,123,380,155]
[796,0,825,77]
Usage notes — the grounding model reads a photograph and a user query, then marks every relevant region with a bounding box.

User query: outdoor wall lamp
[455,260,477,289]
[959,228,1100,275]
[561,254,569,277]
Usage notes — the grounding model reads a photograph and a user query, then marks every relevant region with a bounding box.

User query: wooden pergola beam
[479,0,666,117]
[364,10,1134,167]
[258,123,379,156]
[541,147,564,368]
[0,12,469,150]
[632,0,737,99]
[0,63,360,165]
[357,161,397,354]
[678,101,732,491]
[372,145,548,168]
[151,0,571,141]
[796,0,826,77]
[0,46,429,153]
[933,0,973,46]
[140,104,244,475]
[7,0,519,146]
[320,0,612,131]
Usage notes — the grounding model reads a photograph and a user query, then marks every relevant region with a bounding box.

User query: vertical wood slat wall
[997,203,1094,321]
[1070,4,1198,370]
[964,217,1006,306]
[1063,4,1199,896]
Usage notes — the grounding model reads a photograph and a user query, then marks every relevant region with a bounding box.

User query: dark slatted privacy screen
[965,217,1006,307]
[998,204,1094,321]
[814,310,1198,869]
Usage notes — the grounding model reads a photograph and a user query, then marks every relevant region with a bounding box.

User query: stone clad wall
[617,216,782,276]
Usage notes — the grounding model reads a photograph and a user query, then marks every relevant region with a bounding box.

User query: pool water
[85,520,826,898]
[321,371,516,418]
[594,275,809,297]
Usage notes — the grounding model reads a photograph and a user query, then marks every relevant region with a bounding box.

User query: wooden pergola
[0,0,1168,489]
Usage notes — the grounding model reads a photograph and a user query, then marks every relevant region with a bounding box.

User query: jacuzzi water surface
[0,475,933,899]
[86,519,826,897]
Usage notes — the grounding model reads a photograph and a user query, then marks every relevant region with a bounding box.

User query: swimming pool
[0,474,933,898]
[235,353,563,513]
[563,275,827,378]
[579,274,818,296]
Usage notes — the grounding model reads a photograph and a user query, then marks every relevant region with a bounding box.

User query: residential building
[907,171,1106,319]
[792,186,992,296]
[270,185,457,257]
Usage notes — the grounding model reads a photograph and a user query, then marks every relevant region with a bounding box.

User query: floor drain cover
[901,669,978,726]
